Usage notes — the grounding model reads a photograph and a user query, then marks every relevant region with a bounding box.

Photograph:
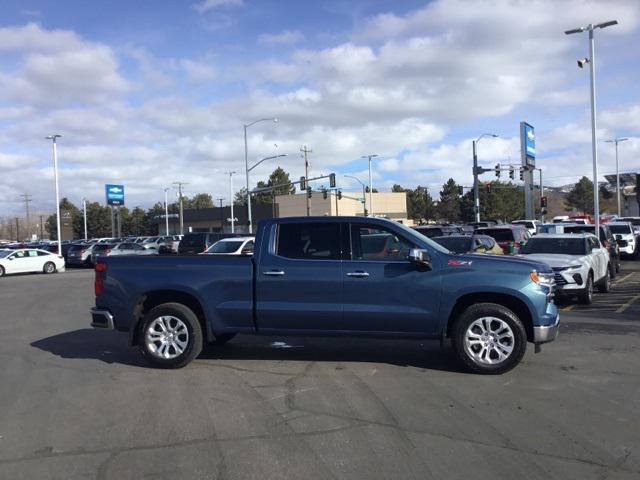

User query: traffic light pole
[473,140,480,222]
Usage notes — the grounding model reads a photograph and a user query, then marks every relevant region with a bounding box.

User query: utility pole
[605,137,628,217]
[173,182,188,235]
[19,194,32,240]
[472,134,498,222]
[15,218,19,242]
[301,146,312,216]
[39,215,44,240]
[163,188,170,235]
[362,154,378,216]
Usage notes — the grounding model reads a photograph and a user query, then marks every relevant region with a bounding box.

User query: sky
[1,0,640,216]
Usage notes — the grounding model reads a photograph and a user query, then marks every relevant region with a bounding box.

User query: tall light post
[82,197,88,240]
[605,137,628,217]
[244,118,278,233]
[46,134,62,255]
[227,171,236,233]
[565,19,619,236]
[472,133,498,222]
[345,174,368,216]
[362,154,378,216]
[163,188,170,235]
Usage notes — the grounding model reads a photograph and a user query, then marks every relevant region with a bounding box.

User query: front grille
[554,273,567,285]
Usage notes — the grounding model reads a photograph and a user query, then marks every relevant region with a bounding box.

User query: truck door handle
[263,270,285,276]
[346,271,369,278]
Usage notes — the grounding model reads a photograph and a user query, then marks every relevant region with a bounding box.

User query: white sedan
[0,249,66,277]
[202,237,255,255]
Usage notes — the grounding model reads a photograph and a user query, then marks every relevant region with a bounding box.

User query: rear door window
[276,223,341,260]
[351,224,414,261]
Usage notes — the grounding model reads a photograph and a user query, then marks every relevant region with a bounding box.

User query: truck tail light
[95,261,107,296]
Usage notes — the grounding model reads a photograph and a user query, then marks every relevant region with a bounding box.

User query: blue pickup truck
[91,216,559,374]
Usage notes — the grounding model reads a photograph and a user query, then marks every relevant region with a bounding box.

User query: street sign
[105,184,125,206]
[520,122,535,167]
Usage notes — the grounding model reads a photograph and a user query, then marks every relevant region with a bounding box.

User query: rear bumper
[533,314,560,344]
[90,308,114,329]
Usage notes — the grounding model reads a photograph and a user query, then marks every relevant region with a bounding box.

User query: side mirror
[408,248,432,269]
[617,239,628,248]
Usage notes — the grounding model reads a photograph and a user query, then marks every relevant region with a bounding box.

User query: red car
[475,226,530,254]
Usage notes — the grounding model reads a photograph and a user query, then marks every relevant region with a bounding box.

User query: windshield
[609,224,632,234]
[93,244,113,251]
[520,238,586,255]
[620,218,640,226]
[432,236,472,253]
[477,229,514,242]
[207,240,244,253]
[0,250,12,258]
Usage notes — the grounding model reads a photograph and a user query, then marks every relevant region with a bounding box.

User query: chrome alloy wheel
[145,315,189,359]
[464,317,514,365]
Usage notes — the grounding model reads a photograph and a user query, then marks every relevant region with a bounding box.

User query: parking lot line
[616,293,640,314]
[561,304,574,312]
[613,272,635,285]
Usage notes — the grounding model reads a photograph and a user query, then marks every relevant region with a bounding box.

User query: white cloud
[192,0,243,14]
[258,30,305,46]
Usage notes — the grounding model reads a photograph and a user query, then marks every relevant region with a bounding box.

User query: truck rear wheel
[140,303,203,369]
[451,303,527,374]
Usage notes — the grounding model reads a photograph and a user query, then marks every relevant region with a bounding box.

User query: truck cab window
[351,224,414,261]
[276,223,341,260]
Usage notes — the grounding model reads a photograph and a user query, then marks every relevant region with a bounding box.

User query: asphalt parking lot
[1,269,639,479]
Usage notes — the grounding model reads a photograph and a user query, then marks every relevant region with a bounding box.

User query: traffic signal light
[322,188,328,200]
[458,186,464,195]
[337,190,342,200]
[300,176,306,190]
[495,164,500,178]
[486,183,492,194]
[329,173,336,188]
[540,196,547,208]
[307,187,312,198]
[509,167,515,180]
[519,168,524,181]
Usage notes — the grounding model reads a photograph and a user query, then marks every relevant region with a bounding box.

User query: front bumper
[90,308,114,329]
[533,314,560,344]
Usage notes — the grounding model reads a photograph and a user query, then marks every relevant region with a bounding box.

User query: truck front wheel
[140,303,203,369]
[451,303,527,374]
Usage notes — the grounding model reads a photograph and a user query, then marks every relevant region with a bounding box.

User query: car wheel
[609,261,617,279]
[451,303,527,375]
[140,303,203,369]
[213,333,236,345]
[615,260,620,274]
[0,265,4,277]
[578,273,594,304]
[598,267,611,293]
[43,262,56,274]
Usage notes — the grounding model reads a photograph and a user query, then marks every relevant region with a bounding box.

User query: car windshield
[432,236,472,253]
[477,229,514,242]
[609,224,632,234]
[620,218,640,226]
[520,238,586,255]
[0,250,12,258]
[207,240,244,253]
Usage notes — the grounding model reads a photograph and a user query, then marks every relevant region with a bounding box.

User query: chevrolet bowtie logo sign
[105,184,125,206]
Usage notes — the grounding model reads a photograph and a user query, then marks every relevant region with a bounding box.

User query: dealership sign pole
[105,184,125,238]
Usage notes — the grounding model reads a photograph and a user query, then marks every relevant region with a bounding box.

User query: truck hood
[453,252,551,273]
[516,253,583,269]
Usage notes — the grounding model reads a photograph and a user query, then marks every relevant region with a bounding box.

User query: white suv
[511,219,541,236]
[518,233,611,304]
[608,222,637,256]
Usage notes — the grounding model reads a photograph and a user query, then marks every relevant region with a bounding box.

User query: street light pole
[345,174,368,216]
[244,118,278,234]
[46,134,62,255]
[565,19,618,237]
[227,171,236,233]
[605,138,628,217]
[82,198,88,240]
[472,134,498,222]
[362,154,378,216]
[163,188,170,235]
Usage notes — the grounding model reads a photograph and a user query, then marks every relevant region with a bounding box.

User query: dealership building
[155,192,409,234]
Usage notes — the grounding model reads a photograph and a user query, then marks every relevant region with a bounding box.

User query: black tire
[451,303,527,375]
[43,262,56,274]
[0,265,4,277]
[609,260,617,279]
[139,303,203,369]
[597,267,611,293]
[578,273,594,304]
[213,333,236,345]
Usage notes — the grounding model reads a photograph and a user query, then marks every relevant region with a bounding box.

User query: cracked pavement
[1,269,639,479]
